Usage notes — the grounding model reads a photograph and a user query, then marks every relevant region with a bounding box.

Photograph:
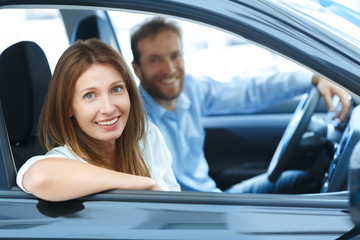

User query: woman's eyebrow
[110,80,126,87]
[78,87,97,95]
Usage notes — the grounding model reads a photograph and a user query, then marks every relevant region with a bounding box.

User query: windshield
[274,0,360,47]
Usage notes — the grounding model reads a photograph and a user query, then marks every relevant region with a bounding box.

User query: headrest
[0,41,51,144]
[71,15,122,54]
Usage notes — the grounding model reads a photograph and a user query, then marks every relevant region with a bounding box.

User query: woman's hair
[38,38,150,177]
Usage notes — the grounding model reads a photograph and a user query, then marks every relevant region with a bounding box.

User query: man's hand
[312,75,351,122]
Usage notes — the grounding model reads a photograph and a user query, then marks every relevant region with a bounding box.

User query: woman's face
[70,63,130,148]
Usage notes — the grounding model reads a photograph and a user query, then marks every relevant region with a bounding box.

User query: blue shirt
[140,71,313,192]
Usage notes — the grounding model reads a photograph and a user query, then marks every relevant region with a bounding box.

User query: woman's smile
[96,116,119,126]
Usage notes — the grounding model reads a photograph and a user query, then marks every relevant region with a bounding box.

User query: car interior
[71,14,122,55]
[0,102,15,190]
[0,8,359,197]
[0,41,50,172]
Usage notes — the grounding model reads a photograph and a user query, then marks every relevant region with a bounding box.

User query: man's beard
[141,71,184,101]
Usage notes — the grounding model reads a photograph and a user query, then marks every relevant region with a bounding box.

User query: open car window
[0,3,359,197]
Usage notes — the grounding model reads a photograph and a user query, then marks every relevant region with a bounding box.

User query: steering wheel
[267,86,321,182]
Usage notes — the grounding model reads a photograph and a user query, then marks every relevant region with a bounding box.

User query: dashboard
[322,104,360,192]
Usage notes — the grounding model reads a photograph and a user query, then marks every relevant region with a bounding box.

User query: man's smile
[161,77,177,84]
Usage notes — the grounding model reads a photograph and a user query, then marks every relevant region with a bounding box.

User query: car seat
[0,102,16,189]
[0,41,51,170]
[71,14,122,55]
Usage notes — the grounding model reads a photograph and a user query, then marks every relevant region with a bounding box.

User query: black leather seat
[0,41,51,170]
[71,14,122,55]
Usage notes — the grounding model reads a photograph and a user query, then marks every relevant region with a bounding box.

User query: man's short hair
[131,17,182,64]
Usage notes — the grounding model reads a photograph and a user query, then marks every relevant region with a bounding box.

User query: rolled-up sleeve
[197,71,313,115]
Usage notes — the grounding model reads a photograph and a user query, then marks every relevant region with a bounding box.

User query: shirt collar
[139,85,191,119]
[139,86,166,119]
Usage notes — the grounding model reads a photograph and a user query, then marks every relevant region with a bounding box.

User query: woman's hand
[140,176,163,191]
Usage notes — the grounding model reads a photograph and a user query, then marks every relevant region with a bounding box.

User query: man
[130,17,351,193]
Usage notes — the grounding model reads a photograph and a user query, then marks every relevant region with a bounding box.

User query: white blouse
[16,122,180,192]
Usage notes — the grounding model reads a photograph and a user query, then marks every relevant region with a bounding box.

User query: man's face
[133,30,185,107]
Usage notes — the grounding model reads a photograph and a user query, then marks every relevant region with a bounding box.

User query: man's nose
[162,58,176,74]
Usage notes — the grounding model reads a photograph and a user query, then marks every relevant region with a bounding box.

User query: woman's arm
[22,158,162,201]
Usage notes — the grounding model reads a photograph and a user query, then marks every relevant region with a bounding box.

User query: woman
[16,38,180,201]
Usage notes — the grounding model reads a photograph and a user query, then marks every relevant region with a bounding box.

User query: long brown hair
[38,38,150,177]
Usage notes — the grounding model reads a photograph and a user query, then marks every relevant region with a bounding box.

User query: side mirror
[348,141,360,226]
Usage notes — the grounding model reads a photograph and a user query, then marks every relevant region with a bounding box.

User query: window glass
[0,9,69,71]
[275,0,360,47]
[108,11,306,83]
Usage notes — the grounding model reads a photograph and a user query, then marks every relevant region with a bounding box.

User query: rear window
[0,9,69,71]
